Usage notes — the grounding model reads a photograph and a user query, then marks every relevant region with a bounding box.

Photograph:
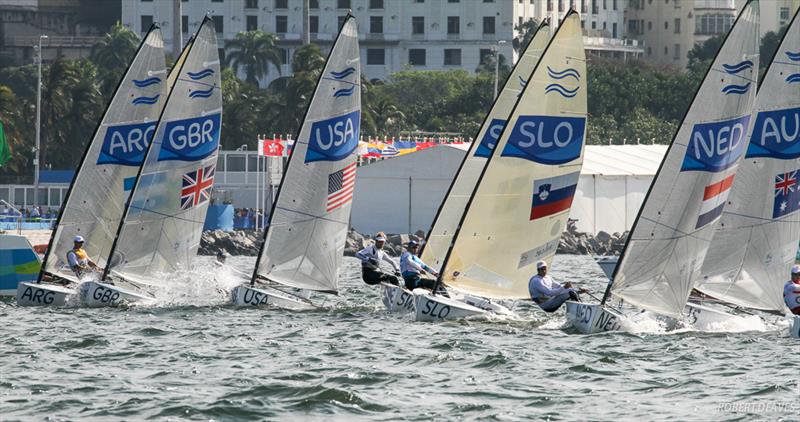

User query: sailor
[399,240,439,290]
[67,235,98,279]
[528,260,585,313]
[355,232,400,286]
[783,264,800,315]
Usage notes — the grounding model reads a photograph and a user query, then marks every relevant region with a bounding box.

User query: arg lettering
[158,113,222,162]
[97,122,157,166]
[681,115,750,172]
[19,286,55,304]
[501,115,586,164]
[305,110,361,163]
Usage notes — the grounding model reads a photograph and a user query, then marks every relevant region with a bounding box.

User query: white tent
[350,144,666,235]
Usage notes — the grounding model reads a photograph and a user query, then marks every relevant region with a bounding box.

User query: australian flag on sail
[327,162,357,213]
[696,174,734,228]
[180,164,215,210]
[530,171,580,220]
[774,170,800,219]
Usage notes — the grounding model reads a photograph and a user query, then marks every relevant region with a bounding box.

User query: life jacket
[68,248,89,266]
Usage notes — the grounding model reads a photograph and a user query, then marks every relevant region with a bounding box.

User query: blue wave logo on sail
[189,87,215,99]
[746,107,800,159]
[157,113,222,162]
[333,86,356,98]
[545,84,579,98]
[475,118,506,158]
[97,122,157,166]
[721,60,753,75]
[786,51,800,61]
[187,68,215,80]
[721,82,751,95]
[786,74,800,84]
[305,110,360,163]
[681,115,750,172]
[547,66,581,81]
[501,115,586,164]
[330,67,356,80]
[518,75,527,88]
[132,76,161,88]
[131,94,160,105]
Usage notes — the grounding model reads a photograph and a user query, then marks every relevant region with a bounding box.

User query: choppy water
[1,255,797,421]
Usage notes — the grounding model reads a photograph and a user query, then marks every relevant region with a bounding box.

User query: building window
[310,0,319,8]
[582,0,588,13]
[337,0,351,9]
[647,21,652,30]
[592,0,598,14]
[247,15,258,31]
[664,20,668,30]
[612,22,617,38]
[591,21,596,29]
[479,48,492,64]
[370,16,383,33]
[181,15,188,33]
[483,16,495,34]
[310,16,319,33]
[613,0,617,10]
[547,0,553,11]
[444,49,461,66]
[558,0,564,12]
[369,0,384,9]
[780,7,790,20]
[245,0,258,8]
[211,0,222,2]
[275,0,287,8]
[695,13,733,35]
[603,0,607,9]
[212,15,223,33]
[141,15,153,32]
[647,46,652,56]
[280,48,289,65]
[276,15,287,33]
[664,46,668,56]
[673,43,680,60]
[218,48,226,64]
[674,18,680,33]
[367,48,385,65]
[412,16,425,34]
[415,0,425,2]
[447,16,460,34]
[338,15,346,29]
[448,0,460,2]
[409,49,426,65]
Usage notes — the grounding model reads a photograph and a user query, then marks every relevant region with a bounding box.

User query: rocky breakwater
[199,230,263,256]
[556,220,628,256]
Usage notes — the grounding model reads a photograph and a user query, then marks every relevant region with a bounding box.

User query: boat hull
[791,316,800,339]
[565,301,623,334]
[231,284,316,310]
[594,256,618,280]
[79,281,153,307]
[380,283,415,313]
[414,292,486,322]
[16,282,75,307]
[683,301,752,329]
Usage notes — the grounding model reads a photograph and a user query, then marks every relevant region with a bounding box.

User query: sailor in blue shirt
[528,260,584,312]
[399,240,439,291]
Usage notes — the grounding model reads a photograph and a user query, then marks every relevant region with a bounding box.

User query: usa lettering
[242,288,268,305]
[314,118,355,151]
[305,110,361,163]
[168,118,215,150]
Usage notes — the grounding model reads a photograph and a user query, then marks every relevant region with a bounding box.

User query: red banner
[258,138,285,157]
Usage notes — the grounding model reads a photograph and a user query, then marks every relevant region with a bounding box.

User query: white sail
[105,18,222,280]
[420,22,551,268]
[609,0,760,318]
[39,27,167,282]
[437,12,586,300]
[252,16,361,293]
[696,6,800,312]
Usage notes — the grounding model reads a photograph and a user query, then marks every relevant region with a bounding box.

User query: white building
[121,0,642,85]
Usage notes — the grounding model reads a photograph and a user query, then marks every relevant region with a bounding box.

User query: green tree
[514,18,541,53]
[760,25,789,69]
[225,30,283,85]
[686,34,724,73]
[475,52,511,86]
[90,22,140,96]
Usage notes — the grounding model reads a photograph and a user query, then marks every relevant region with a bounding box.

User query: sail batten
[609,0,761,318]
[252,16,361,294]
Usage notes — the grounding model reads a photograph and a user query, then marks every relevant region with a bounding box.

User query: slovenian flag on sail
[774,169,800,219]
[530,171,580,220]
[696,174,735,228]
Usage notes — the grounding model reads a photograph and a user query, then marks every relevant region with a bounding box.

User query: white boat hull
[380,283,415,313]
[594,256,618,280]
[791,316,800,339]
[231,284,316,310]
[683,301,752,329]
[16,282,76,307]
[565,301,623,334]
[414,292,487,322]
[79,281,153,307]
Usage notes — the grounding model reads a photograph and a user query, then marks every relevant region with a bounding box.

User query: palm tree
[90,22,140,96]
[291,43,325,75]
[225,30,283,86]
[475,52,512,87]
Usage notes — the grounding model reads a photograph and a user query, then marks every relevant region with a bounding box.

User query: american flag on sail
[696,174,734,229]
[180,164,215,210]
[774,170,800,219]
[327,162,357,212]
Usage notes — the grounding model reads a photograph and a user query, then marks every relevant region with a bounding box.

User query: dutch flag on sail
[530,171,580,220]
[696,174,735,229]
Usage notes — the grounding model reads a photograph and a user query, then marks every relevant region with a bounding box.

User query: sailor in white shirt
[784,264,800,315]
[528,260,584,313]
[355,232,400,286]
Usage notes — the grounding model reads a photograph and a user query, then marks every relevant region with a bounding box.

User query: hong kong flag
[258,138,285,157]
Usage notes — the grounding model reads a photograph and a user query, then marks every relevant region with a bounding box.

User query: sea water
[0,255,796,421]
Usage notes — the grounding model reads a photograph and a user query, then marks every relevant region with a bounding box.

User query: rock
[596,231,612,243]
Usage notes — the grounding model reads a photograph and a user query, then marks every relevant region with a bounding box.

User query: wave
[722,60,754,74]
[132,77,161,88]
[786,73,800,84]
[187,68,215,80]
[330,67,356,79]
[786,51,800,61]
[518,75,527,88]
[189,87,214,99]
[721,82,751,95]
[332,86,356,97]
[131,94,160,105]
[544,83,579,98]
[547,66,581,81]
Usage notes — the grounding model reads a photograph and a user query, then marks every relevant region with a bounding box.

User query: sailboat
[565,0,760,334]
[87,17,222,306]
[231,15,361,308]
[17,25,168,306]
[381,20,552,313]
[692,7,800,330]
[414,10,587,322]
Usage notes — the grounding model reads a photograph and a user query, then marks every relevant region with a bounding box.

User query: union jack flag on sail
[181,164,215,210]
[774,169,800,219]
[327,162,357,212]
